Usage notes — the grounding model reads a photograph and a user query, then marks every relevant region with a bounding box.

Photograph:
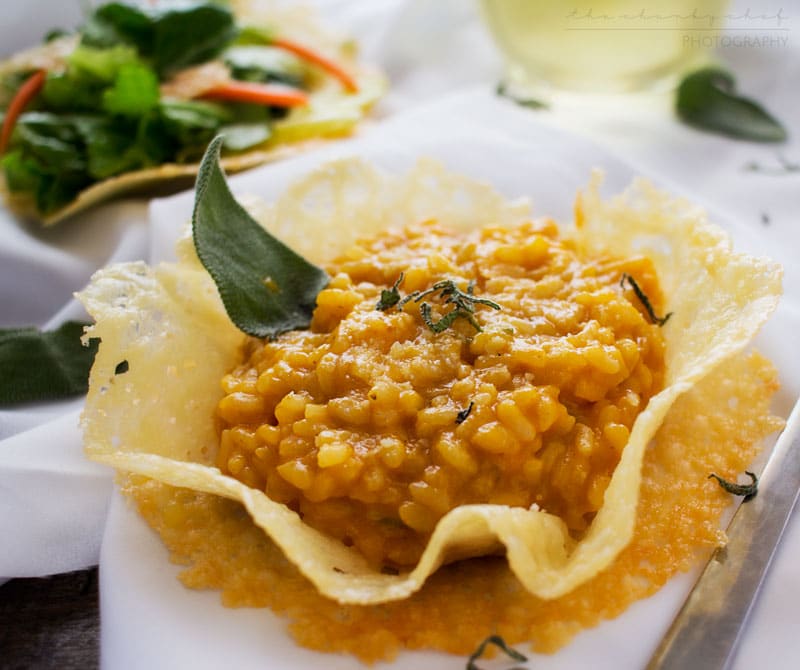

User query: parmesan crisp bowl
[79,159,781,605]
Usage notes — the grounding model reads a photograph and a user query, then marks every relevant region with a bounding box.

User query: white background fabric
[1,0,798,667]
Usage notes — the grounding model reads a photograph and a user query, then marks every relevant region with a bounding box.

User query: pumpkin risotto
[215,219,666,569]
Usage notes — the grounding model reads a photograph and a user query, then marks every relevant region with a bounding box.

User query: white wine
[481,0,729,92]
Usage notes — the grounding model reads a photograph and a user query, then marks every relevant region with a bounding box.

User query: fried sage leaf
[676,67,787,143]
[0,321,98,405]
[192,136,330,339]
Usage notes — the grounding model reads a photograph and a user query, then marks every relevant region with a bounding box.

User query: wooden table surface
[0,568,99,669]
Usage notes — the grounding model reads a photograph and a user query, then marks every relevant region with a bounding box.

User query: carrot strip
[272,37,359,93]
[200,81,309,107]
[0,69,46,155]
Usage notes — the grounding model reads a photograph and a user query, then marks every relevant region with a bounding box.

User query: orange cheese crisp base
[126,351,781,662]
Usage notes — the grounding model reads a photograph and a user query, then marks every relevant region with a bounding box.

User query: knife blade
[647,398,800,670]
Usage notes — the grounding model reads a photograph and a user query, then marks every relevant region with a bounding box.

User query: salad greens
[0,0,361,218]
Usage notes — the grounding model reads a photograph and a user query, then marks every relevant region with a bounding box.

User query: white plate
[99,91,800,670]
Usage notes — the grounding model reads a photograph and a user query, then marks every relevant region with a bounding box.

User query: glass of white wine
[481,0,729,94]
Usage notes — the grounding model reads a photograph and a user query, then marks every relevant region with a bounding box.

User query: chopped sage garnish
[192,136,330,339]
[496,82,548,110]
[400,279,501,334]
[708,471,758,500]
[620,273,672,327]
[743,154,800,175]
[455,401,474,425]
[114,360,129,375]
[419,301,479,333]
[376,272,405,311]
[0,321,98,405]
[676,67,787,143]
[466,634,528,670]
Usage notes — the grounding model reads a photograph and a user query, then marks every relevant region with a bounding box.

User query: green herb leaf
[496,82,548,110]
[709,471,759,500]
[82,1,237,78]
[620,273,672,327]
[743,154,800,175]
[6,112,93,213]
[81,3,151,52]
[1,150,43,193]
[158,99,230,154]
[420,301,473,333]
[219,122,272,152]
[400,279,501,334]
[466,634,527,670]
[15,112,88,173]
[224,45,306,88]
[455,401,474,425]
[145,2,237,78]
[192,136,330,339]
[676,67,787,143]
[375,273,404,311]
[0,321,98,405]
[234,25,278,47]
[68,44,142,83]
[41,71,104,112]
[74,116,149,179]
[102,63,160,117]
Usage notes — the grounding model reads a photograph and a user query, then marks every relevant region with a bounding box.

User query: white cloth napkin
[0,200,149,578]
[0,408,110,577]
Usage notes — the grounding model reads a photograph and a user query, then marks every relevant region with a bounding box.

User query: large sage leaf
[0,321,98,405]
[192,136,330,339]
[676,67,787,143]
